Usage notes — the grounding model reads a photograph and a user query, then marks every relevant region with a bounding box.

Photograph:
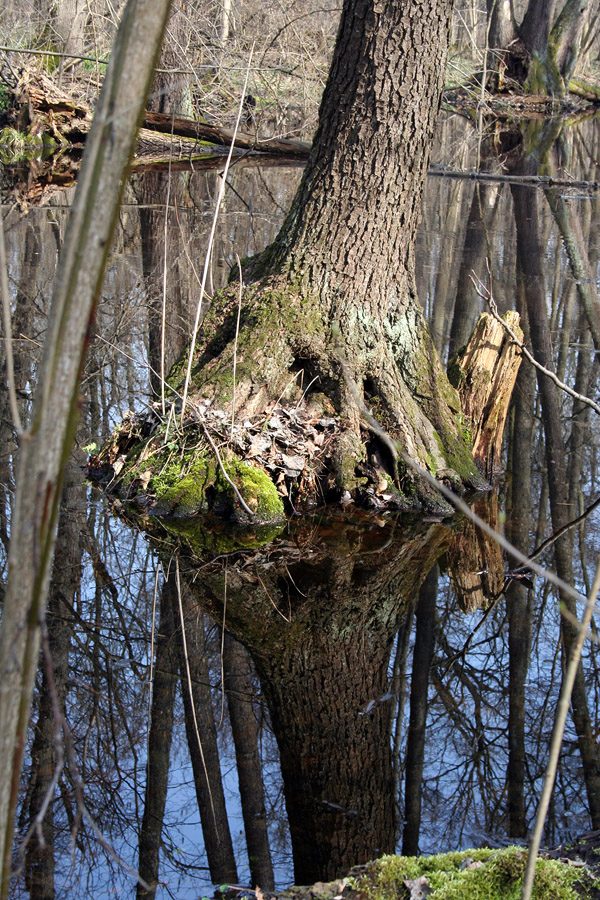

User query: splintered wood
[451,310,523,481]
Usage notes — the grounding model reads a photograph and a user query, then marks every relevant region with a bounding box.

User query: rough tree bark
[111,0,486,521]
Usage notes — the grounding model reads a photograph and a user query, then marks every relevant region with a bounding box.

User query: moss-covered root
[349,848,597,900]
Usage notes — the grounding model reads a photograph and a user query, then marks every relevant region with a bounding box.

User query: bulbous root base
[89,280,520,526]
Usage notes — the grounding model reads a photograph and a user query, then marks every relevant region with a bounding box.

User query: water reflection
[3,112,600,897]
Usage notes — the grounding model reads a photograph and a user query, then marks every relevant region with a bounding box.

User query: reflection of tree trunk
[512,180,600,828]
[24,450,85,900]
[175,591,238,884]
[505,295,535,839]
[223,633,274,890]
[545,188,600,351]
[177,516,454,884]
[430,178,469,354]
[448,183,502,361]
[402,565,438,856]
[138,172,190,398]
[138,0,193,398]
[137,576,178,899]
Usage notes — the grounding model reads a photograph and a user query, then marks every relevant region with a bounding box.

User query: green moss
[353,847,595,900]
[147,450,284,523]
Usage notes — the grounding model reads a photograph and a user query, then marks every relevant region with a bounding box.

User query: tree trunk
[402,565,438,856]
[505,296,535,839]
[177,516,455,884]
[175,594,238,884]
[512,176,600,829]
[145,0,485,516]
[223,633,274,890]
[24,451,84,900]
[137,576,178,899]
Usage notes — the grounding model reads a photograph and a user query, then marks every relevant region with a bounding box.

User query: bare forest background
[2,0,600,140]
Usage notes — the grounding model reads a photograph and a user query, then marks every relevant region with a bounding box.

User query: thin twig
[160,120,175,416]
[471,272,600,417]
[219,564,227,727]
[521,554,600,900]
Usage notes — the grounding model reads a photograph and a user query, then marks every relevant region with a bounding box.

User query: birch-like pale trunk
[0,0,172,892]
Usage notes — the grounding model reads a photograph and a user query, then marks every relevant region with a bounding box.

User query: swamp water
[2,110,600,898]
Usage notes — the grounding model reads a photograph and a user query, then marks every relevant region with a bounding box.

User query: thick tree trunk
[159,0,483,513]
[177,515,455,884]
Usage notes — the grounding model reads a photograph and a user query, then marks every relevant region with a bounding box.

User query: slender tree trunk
[0,1,174,890]
[24,451,84,900]
[223,633,274,890]
[512,179,600,828]
[402,565,438,856]
[175,595,238,884]
[448,183,502,361]
[137,576,178,899]
[505,296,535,839]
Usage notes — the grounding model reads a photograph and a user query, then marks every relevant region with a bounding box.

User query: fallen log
[141,109,311,158]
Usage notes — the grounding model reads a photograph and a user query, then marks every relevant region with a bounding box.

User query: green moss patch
[149,451,285,524]
[351,847,596,900]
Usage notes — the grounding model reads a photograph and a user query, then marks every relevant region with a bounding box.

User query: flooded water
[2,109,600,898]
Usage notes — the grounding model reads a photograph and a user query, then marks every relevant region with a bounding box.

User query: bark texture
[166,0,481,510]
[174,514,456,884]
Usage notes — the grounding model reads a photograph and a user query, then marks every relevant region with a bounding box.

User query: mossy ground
[349,848,596,900]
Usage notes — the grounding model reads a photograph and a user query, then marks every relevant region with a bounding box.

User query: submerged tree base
[89,307,521,530]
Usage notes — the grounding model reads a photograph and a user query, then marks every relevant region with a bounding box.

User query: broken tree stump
[449,310,523,481]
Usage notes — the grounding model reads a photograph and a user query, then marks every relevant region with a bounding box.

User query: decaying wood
[450,310,523,480]
[13,67,92,140]
[9,67,310,158]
